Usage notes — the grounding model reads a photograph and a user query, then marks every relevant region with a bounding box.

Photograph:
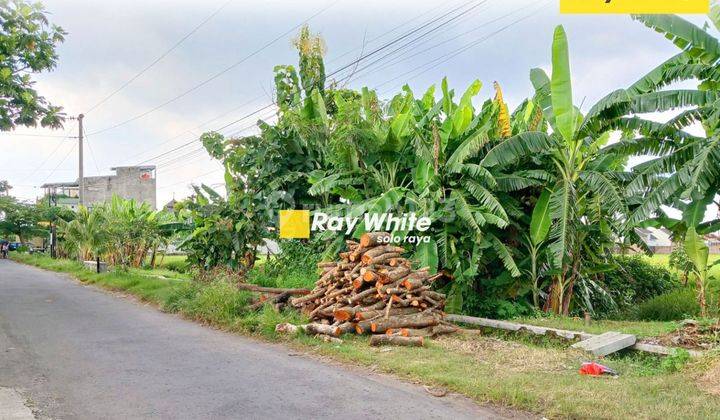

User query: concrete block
[572,331,636,357]
[83,260,108,273]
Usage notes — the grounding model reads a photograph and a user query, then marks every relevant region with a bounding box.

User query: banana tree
[525,189,551,308]
[305,77,523,313]
[590,14,720,231]
[57,205,108,261]
[481,26,632,314]
[685,227,713,317]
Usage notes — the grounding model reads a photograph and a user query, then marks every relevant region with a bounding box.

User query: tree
[0,0,66,130]
[0,197,47,243]
[480,26,633,314]
[0,180,10,195]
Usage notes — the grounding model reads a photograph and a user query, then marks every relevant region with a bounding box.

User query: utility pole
[78,113,84,207]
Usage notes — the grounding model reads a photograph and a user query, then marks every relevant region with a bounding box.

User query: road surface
[0,260,522,419]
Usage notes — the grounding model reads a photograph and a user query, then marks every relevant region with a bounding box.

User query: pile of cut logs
[283,232,457,346]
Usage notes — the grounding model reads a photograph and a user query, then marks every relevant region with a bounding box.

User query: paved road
[0,260,520,419]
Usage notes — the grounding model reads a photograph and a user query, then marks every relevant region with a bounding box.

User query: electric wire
[84,0,235,114]
[87,0,341,136]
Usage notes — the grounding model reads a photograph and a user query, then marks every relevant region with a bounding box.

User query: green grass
[645,254,720,279]
[11,252,720,419]
[12,253,185,303]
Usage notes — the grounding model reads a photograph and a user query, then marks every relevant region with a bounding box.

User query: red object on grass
[579,362,617,376]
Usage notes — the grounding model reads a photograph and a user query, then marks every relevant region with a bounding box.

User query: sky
[0,0,713,208]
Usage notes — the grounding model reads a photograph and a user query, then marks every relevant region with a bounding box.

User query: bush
[248,238,328,290]
[163,259,189,274]
[163,279,252,325]
[591,256,679,317]
[634,288,700,321]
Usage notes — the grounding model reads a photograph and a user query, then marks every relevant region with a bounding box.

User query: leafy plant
[0,0,66,130]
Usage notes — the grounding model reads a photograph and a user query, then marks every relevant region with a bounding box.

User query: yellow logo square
[560,0,708,14]
[279,210,310,239]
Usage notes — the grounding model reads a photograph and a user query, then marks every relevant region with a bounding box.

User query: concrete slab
[572,331,636,357]
[0,388,34,420]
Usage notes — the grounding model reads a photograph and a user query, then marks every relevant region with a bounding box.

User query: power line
[148,0,478,169]
[375,1,548,93]
[326,0,462,65]
[126,0,471,169]
[119,94,266,165]
[326,0,479,79]
[135,105,276,166]
[87,0,340,136]
[85,135,102,173]
[350,1,531,84]
[40,142,77,186]
[151,113,274,170]
[337,0,487,82]
[151,0,494,193]
[84,0,235,114]
[157,167,223,190]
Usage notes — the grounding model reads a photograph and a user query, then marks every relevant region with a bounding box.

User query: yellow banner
[560,0,709,14]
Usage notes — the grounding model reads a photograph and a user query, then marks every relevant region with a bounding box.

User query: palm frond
[481,132,555,168]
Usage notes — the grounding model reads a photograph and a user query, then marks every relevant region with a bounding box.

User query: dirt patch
[643,322,720,351]
[435,334,582,373]
[698,361,720,396]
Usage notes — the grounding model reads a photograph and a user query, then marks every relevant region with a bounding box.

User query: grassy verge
[11,253,720,419]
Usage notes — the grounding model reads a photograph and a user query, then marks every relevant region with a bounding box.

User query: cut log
[348,287,377,304]
[386,266,411,281]
[249,291,293,311]
[317,261,337,269]
[305,323,341,337]
[290,288,326,306]
[359,231,391,247]
[368,252,402,265]
[354,307,420,321]
[337,322,357,334]
[370,313,440,333]
[275,323,300,334]
[333,307,358,321]
[389,257,410,267]
[236,283,311,295]
[370,335,424,347]
[361,246,406,265]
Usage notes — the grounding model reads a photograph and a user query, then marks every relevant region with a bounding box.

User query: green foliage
[171,279,252,326]
[178,20,720,320]
[176,182,272,273]
[0,0,65,130]
[591,256,679,318]
[635,288,700,321]
[264,239,323,277]
[161,258,189,274]
[57,195,176,267]
[669,246,694,278]
[0,195,50,242]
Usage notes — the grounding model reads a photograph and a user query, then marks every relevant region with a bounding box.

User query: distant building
[706,232,720,254]
[42,166,156,210]
[163,198,177,213]
[635,227,674,254]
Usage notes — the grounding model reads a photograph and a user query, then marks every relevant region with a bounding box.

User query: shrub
[248,238,327,290]
[263,238,324,277]
[163,259,189,274]
[634,288,700,321]
[163,279,252,326]
[591,256,679,317]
